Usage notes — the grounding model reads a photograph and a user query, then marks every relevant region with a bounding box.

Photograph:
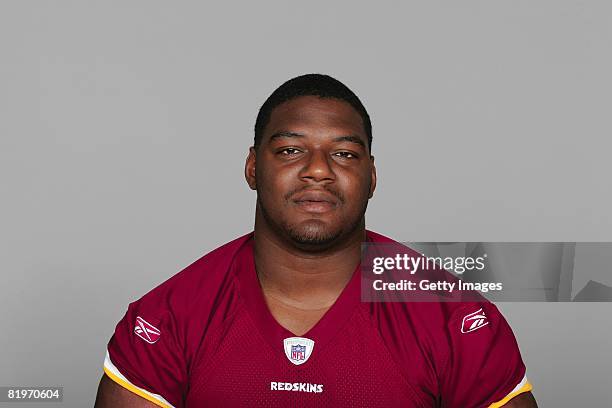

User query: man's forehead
[264,96,367,142]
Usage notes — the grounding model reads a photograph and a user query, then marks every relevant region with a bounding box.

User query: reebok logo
[461,308,489,333]
[134,316,161,344]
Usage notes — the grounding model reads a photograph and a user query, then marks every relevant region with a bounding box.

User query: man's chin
[284,221,343,249]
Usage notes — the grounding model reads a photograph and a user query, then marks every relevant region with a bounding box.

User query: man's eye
[278,148,302,156]
[333,151,357,159]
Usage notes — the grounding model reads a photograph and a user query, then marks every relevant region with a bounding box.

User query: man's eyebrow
[268,131,366,149]
[332,135,366,148]
[269,131,305,141]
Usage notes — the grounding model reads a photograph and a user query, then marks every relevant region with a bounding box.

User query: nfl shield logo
[283,337,315,366]
[291,344,306,361]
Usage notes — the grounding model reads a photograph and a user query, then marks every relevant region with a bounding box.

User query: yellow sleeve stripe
[103,351,175,408]
[488,375,533,408]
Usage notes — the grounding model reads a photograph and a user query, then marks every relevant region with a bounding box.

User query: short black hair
[254,74,372,151]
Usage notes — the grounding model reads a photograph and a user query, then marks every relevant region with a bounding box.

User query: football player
[95,74,537,407]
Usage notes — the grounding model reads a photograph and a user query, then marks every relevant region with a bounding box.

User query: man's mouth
[291,190,339,214]
[293,200,336,213]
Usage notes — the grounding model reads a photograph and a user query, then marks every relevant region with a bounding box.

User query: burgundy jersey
[103,231,532,407]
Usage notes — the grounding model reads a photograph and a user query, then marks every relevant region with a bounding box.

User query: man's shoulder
[370,296,496,336]
[364,230,500,335]
[127,232,253,317]
[365,229,395,243]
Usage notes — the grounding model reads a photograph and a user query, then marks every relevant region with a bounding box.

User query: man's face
[246,96,376,249]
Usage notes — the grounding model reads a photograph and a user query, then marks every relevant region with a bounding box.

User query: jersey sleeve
[104,293,187,408]
[439,302,532,408]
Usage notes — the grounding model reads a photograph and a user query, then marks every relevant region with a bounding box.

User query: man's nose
[298,150,335,183]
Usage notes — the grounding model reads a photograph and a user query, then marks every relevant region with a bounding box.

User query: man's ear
[245,146,257,190]
[368,155,377,199]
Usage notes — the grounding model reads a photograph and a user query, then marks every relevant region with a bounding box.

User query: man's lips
[291,190,339,213]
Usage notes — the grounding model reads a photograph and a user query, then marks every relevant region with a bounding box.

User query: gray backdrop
[1,2,610,407]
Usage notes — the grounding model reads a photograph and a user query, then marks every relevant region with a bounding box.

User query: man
[95,74,537,407]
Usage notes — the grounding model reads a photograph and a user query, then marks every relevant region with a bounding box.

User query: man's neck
[253,222,365,310]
